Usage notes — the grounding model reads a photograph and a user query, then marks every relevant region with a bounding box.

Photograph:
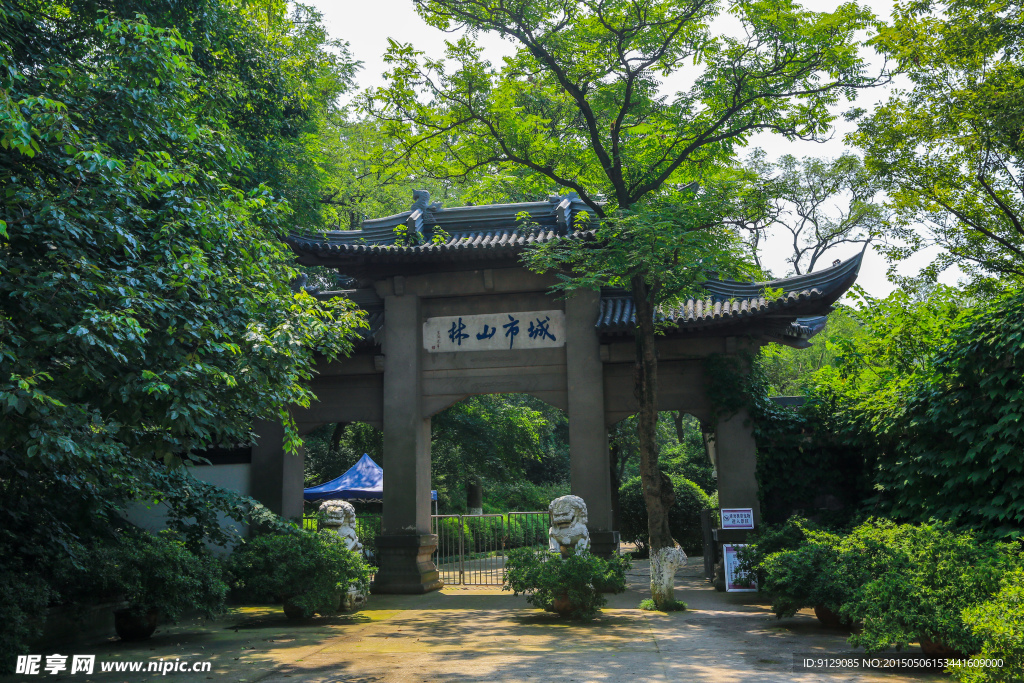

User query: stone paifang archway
[254,191,861,593]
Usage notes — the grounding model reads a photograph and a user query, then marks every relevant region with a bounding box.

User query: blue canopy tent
[303,454,437,512]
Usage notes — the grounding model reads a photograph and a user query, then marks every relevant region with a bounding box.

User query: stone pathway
[14,559,945,683]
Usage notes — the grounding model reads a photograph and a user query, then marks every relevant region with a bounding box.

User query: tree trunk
[330,422,347,455]
[672,411,686,444]
[630,276,677,604]
[466,475,483,515]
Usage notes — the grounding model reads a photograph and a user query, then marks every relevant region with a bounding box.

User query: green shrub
[593,553,632,594]
[466,516,504,552]
[871,290,1024,540]
[0,569,53,671]
[742,518,1021,654]
[503,548,629,620]
[757,529,851,620]
[840,521,1016,654]
[110,530,227,620]
[227,529,369,617]
[953,568,1024,682]
[619,474,711,555]
[639,598,686,612]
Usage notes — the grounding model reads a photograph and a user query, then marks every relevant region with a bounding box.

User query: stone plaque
[423,310,565,353]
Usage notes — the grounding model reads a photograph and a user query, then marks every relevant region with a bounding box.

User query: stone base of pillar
[588,531,620,558]
[370,534,443,594]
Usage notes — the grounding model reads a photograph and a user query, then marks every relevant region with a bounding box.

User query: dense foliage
[751,284,1023,538]
[618,474,712,556]
[854,0,1024,285]
[955,569,1024,683]
[227,529,369,618]
[503,548,630,620]
[107,530,227,621]
[867,290,1024,537]
[841,522,1015,654]
[0,0,366,665]
[744,518,1022,674]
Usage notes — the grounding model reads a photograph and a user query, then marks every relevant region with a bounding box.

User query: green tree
[368,0,884,605]
[743,151,884,276]
[0,0,364,662]
[854,0,1024,285]
[431,394,551,510]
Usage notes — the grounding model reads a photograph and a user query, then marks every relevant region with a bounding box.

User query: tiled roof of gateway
[316,253,860,349]
[596,253,861,347]
[291,192,862,348]
[285,191,595,265]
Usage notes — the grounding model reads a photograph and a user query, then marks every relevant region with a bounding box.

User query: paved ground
[16,558,946,683]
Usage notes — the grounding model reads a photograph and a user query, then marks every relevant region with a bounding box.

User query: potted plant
[108,530,227,640]
[503,548,629,620]
[756,531,855,628]
[840,521,1012,656]
[227,528,369,619]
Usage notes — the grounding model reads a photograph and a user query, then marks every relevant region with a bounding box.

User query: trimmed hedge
[618,474,711,555]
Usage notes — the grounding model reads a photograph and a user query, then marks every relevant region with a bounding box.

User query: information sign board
[720,508,755,529]
[723,544,758,592]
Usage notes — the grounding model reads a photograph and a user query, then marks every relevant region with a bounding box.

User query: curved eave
[596,253,862,340]
[702,251,863,302]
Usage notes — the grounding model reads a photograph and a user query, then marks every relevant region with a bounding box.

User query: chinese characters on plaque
[423,310,566,352]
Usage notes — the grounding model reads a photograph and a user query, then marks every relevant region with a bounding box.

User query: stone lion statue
[319,500,361,553]
[318,500,366,611]
[548,495,590,556]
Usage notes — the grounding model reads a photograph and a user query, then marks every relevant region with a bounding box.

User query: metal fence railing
[430,511,552,585]
[507,511,552,553]
[303,511,554,586]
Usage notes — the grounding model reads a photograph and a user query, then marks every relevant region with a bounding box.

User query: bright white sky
[310,0,950,298]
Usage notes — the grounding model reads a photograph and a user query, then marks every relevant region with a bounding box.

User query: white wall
[124,464,252,556]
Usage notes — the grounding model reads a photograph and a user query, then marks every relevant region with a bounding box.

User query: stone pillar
[371,288,442,594]
[565,290,618,556]
[714,408,761,545]
[250,420,305,522]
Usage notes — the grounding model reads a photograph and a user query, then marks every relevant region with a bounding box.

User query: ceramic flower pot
[114,608,159,641]
[282,596,310,619]
[919,636,967,657]
[551,593,574,617]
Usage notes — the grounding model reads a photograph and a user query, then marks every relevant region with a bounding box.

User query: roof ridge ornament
[547,192,579,233]
[407,189,444,241]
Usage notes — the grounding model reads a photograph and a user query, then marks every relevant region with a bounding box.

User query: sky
[308,0,948,298]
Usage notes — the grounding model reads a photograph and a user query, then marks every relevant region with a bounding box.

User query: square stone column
[714,408,761,545]
[250,419,305,522]
[372,288,441,594]
[565,290,618,556]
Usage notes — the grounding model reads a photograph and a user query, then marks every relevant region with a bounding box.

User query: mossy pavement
[10,559,946,683]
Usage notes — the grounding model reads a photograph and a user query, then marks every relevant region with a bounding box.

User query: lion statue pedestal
[318,500,367,611]
[548,495,590,556]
